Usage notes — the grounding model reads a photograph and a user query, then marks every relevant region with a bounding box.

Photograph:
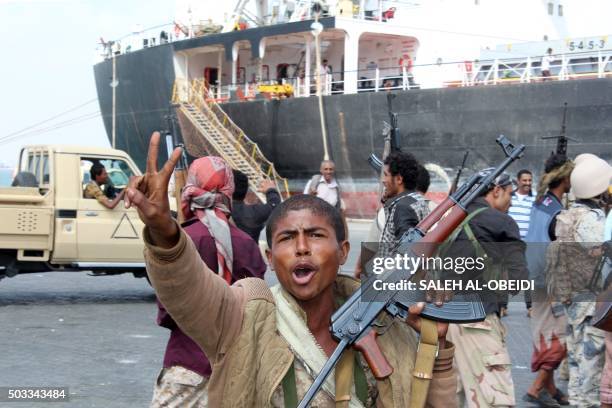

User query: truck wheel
[5,261,18,277]
[132,271,152,286]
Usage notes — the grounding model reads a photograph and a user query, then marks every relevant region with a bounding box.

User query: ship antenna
[541,102,578,160]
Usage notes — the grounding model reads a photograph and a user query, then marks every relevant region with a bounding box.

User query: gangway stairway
[172,79,290,202]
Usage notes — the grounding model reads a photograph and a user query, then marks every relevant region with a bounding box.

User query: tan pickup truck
[0,145,155,281]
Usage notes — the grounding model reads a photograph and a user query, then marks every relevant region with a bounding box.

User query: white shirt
[304,177,339,207]
[541,54,554,71]
[508,192,535,238]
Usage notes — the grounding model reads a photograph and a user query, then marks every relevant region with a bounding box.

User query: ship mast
[111,53,118,148]
[311,3,330,161]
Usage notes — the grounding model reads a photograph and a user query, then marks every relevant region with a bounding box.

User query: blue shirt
[508,191,535,238]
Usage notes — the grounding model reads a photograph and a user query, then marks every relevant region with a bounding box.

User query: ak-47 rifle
[368,93,401,203]
[542,102,577,159]
[449,150,469,194]
[298,135,525,407]
[368,93,401,174]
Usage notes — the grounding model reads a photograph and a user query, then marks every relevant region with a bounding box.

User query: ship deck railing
[201,49,612,101]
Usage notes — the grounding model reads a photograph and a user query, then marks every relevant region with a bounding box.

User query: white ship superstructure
[98,0,612,99]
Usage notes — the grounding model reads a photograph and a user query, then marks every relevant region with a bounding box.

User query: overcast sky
[0,0,610,167]
[0,0,175,165]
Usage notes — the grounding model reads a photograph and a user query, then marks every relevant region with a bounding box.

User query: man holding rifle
[446,172,529,408]
[127,133,456,407]
[376,152,430,256]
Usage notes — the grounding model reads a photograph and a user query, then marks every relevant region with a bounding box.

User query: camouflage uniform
[564,302,606,407]
[551,201,607,407]
[150,366,209,408]
[447,314,514,407]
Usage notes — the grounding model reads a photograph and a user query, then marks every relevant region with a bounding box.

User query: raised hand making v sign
[124,132,183,248]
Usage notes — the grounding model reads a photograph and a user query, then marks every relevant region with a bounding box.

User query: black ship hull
[94,44,612,213]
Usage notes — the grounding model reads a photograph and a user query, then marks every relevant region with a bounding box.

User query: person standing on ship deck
[541,48,554,81]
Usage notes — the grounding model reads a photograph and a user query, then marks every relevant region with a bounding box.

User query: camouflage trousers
[150,366,209,408]
[565,302,606,408]
[448,314,515,407]
[601,332,612,405]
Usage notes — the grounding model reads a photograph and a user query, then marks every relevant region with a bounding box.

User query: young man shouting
[126,133,457,407]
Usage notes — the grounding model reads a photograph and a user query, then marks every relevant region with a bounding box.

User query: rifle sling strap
[410,318,439,408]
[282,359,298,408]
[281,353,368,408]
[335,350,369,407]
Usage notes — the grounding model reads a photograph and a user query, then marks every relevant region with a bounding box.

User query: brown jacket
[144,226,457,407]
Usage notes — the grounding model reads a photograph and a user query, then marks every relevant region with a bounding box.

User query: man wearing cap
[523,153,573,407]
[446,171,528,407]
[547,154,611,407]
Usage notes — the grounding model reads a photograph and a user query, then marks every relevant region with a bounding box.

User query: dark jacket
[232,188,281,242]
[383,191,420,240]
[524,192,563,287]
[156,219,266,377]
[451,197,528,315]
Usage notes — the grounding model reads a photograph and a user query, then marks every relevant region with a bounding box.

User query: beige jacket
[144,226,457,407]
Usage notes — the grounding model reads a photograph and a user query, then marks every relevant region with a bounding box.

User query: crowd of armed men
[115,132,611,408]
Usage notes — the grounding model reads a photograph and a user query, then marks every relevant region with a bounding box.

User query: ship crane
[223,0,269,32]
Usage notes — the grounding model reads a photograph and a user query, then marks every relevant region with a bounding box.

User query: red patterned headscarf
[181,157,234,283]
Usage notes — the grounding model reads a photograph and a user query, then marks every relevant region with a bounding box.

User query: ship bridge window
[547,2,553,15]
[558,4,563,16]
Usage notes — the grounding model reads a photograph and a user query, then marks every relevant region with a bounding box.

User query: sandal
[522,390,561,407]
[553,388,569,406]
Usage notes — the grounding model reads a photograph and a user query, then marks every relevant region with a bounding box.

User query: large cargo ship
[93,0,612,216]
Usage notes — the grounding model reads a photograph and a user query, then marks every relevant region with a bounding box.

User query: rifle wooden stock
[417,197,456,233]
[419,206,467,247]
[354,330,394,379]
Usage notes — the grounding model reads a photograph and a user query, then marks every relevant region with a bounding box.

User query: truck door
[76,156,145,263]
